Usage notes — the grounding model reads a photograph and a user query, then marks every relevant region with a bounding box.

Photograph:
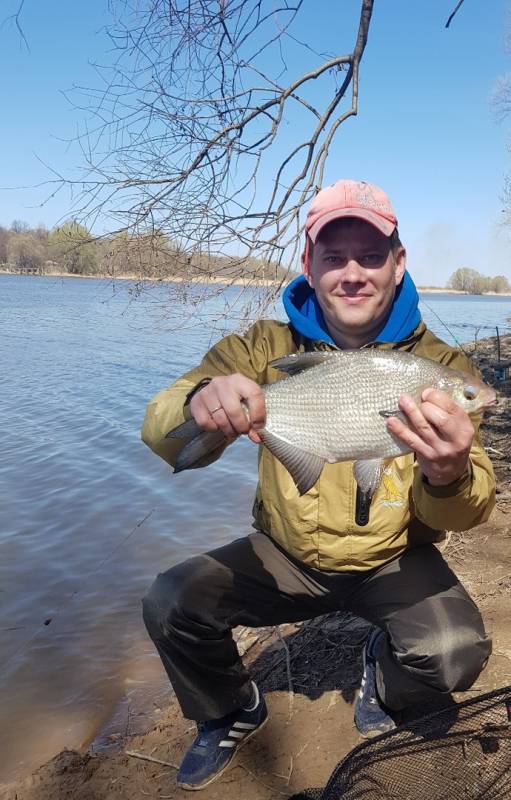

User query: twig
[124,703,132,738]
[295,741,309,758]
[125,750,178,769]
[445,0,467,29]
[238,764,289,795]
[287,755,294,786]
[276,626,294,716]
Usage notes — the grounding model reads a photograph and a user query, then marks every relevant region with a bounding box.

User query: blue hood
[282,272,421,346]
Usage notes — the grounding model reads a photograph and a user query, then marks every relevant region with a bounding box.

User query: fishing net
[290,684,511,800]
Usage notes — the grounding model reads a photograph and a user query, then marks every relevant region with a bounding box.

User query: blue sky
[1,0,511,286]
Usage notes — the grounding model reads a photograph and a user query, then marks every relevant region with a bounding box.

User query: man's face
[302,218,406,348]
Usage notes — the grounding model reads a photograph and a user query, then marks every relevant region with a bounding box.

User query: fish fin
[378,409,406,421]
[260,430,324,495]
[166,418,202,439]
[353,458,385,497]
[166,422,227,473]
[269,352,336,376]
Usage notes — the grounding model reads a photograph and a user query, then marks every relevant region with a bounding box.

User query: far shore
[1,269,511,296]
[417,286,511,296]
[0,269,285,288]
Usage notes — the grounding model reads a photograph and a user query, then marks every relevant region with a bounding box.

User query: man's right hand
[190,374,266,444]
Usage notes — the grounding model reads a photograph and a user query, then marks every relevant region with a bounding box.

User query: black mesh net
[290,684,511,800]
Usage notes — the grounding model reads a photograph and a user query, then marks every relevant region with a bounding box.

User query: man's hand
[190,374,266,444]
[386,388,475,486]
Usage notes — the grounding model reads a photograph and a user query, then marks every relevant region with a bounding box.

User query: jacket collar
[282,272,422,347]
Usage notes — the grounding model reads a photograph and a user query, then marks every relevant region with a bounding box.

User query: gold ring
[209,405,223,414]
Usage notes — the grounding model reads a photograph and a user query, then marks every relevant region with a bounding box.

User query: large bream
[168,349,496,496]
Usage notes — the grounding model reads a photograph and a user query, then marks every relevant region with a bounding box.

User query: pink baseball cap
[305,179,398,241]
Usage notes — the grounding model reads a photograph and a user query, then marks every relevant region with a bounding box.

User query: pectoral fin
[260,430,325,495]
[379,409,397,419]
[378,409,404,419]
[353,458,385,497]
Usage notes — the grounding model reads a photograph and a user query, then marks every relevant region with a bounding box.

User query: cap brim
[308,208,396,241]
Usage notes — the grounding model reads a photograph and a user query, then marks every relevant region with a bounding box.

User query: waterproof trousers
[142,532,491,721]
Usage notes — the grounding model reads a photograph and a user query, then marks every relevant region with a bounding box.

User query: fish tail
[166,419,227,472]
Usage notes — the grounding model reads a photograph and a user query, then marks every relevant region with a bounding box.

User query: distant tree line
[0,220,288,283]
[447,267,510,295]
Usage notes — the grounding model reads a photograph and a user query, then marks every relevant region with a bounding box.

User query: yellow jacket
[141,319,495,571]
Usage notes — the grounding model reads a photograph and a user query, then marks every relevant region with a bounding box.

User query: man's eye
[361,253,384,266]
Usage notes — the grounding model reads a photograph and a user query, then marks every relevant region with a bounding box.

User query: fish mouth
[483,389,498,408]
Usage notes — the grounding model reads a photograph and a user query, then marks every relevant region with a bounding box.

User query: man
[141,180,495,791]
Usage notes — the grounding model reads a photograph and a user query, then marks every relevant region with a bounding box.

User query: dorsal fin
[270,352,336,376]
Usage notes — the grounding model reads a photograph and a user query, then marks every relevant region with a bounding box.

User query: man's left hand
[386,388,475,486]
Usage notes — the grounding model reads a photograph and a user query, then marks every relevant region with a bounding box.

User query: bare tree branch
[446,0,467,29]
[53,0,375,324]
[2,0,30,50]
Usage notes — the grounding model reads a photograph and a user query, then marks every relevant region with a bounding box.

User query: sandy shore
[0,270,287,288]
[417,287,511,296]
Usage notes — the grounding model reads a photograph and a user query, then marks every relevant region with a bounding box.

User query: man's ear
[301,239,314,287]
[394,247,407,286]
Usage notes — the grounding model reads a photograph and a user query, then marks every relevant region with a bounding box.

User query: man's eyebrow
[321,243,387,253]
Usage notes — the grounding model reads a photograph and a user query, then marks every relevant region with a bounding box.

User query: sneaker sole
[356,720,397,739]
[176,714,269,791]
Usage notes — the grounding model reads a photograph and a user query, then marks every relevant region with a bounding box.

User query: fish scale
[264,350,442,462]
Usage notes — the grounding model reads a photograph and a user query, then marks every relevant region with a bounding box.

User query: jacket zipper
[355,487,372,527]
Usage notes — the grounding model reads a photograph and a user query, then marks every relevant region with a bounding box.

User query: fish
[166,349,497,496]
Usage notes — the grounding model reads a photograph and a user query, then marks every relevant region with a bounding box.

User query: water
[1,275,510,784]
[418,293,511,352]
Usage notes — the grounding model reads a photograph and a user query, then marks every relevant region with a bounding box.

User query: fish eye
[463,385,478,400]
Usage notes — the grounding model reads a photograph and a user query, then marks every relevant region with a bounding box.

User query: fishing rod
[419,298,472,357]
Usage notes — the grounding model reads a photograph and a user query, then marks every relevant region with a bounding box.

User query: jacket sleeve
[411,352,496,531]
[140,320,289,469]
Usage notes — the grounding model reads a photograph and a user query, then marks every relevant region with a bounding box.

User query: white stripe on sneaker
[219,740,236,748]
[228,730,246,740]
[233,722,257,730]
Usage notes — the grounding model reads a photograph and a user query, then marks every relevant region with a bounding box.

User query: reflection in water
[0,276,509,783]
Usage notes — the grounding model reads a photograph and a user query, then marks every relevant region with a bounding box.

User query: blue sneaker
[176,682,268,790]
[354,628,398,738]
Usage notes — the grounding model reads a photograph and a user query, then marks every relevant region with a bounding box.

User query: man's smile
[336,293,372,303]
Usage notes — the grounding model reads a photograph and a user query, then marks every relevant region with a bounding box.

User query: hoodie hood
[282,271,421,346]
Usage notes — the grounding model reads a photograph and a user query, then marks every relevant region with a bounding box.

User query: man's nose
[342,259,365,282]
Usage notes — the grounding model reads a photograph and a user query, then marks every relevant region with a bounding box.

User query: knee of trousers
[395,626,491,694]
[142,556,224,639]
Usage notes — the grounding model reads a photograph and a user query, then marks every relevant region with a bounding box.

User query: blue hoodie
[282,271,421,347]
